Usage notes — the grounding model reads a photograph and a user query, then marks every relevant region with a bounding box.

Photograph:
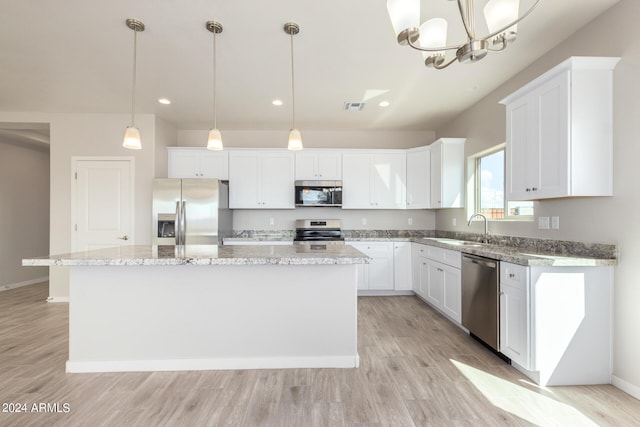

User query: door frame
[71,156,135,251]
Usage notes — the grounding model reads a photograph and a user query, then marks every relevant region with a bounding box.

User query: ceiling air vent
[344,102,365,111]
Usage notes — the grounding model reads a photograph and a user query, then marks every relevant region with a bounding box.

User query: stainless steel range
[294,219,344,245]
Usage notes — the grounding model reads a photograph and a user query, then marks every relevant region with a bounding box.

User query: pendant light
[123,19,145,150]
[284,22,302,151]
[206,21,224,151]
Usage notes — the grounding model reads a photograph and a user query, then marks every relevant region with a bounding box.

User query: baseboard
[46,296,69,303]
[612,375,640,400]
[358,290,415,296]
[0,276,48,292]
[66,355,360,373]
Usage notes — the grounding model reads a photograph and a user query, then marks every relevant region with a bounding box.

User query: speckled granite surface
[226,230,294,243]
[22,244,369,267]
[224,229,617,267]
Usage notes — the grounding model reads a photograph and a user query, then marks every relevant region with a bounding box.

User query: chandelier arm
[485,0,541,41]
[406,36,463,53]
[433,56,459,70]
[457,0,475,41]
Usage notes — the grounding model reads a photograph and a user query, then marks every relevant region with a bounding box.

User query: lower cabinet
[412,243,462,324]
[499,261,613,386]
[348,242,394,291]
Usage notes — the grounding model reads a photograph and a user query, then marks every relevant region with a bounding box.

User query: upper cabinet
[342,151,406,209]
[501,57,620,201]
[168,148,229,180]
[228,150,295,209]
[295,150,342,180]
[406,146,431,209]
[430,138,465,209]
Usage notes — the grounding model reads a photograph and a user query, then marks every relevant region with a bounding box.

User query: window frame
[467,143,533,221]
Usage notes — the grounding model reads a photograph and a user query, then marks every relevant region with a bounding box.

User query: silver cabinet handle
[118,235,129,241]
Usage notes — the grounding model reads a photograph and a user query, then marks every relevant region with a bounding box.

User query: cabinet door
[317,152,342,180]
[411,243,425,294]
[228,152,261,208]
[406,149,430,209]
[350,242,394,290]
[342,153,372,209]
[372,153,406,209]
[500,263,530,369]
[430,142,443,208]
[199,152,229,180]
[431,139,464,208]
[536,72,570,199]
[425,260,444,307]
[393,242,412,291]
[418,259,430,300]
[169,150,201,178]
[506,97,535,200]
[442,264,462,324]
[260,152,295,209]
[294,152,318,180]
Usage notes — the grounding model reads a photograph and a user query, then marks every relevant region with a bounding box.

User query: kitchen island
[23,244,368,373]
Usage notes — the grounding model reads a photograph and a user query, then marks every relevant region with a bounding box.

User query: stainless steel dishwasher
[461,254,500,351]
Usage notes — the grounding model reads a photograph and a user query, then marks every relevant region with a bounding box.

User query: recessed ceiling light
[272,99,283,106]
[379,101,390,107]
[158,98,171,105]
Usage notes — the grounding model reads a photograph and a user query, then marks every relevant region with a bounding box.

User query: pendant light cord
[290,32,295,129]
[213,30,217,130]
[131,27,137,127]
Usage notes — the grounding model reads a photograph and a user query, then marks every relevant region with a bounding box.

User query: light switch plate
[551,216,560,229]
[538,216,550,229]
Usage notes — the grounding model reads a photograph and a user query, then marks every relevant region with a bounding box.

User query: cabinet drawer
[349,241,393,256]
[501,262,527,286]
[426,245,461,269]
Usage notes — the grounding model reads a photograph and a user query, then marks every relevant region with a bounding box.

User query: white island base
[67,264,358,373]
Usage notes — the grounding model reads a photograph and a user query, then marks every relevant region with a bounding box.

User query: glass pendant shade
[419,18,448,60]
[207,128,223,151]
[484,0,520,35]
[386,0,420,38]
[288,128,303,151]
[122,126,142,150]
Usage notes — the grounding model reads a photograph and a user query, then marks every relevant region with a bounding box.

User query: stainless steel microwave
[295,180,342,207]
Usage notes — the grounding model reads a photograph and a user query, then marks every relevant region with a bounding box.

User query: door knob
[118,235,129,241]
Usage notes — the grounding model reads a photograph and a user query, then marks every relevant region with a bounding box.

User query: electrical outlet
[551,216,560,230]
[361,217,367,226]
[538,216,550,230]
[408,217,413,226]
[269,217,274,226]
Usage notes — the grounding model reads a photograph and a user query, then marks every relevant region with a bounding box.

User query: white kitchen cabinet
[295,150,342,180]
[499,261,613,386]
[349,242,394,291]
[430,138,465,208]
[228,150,295,209]
[393,242,412,291]
[168,148,228,179]
[342,151,406,209]
[501,56,620,201]
[405,146,431,209]
[499,262,530,369]
[413,243,462,324]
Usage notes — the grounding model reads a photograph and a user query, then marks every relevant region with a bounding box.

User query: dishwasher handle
[463,255,497,269]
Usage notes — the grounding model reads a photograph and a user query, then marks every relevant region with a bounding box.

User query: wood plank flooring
[1,282,639,426]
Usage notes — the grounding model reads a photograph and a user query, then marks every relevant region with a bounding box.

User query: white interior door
[73,159,133,251]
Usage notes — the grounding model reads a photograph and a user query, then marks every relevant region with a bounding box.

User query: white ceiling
[0,0,619,132]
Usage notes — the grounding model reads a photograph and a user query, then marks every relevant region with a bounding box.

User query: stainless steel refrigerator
[152,179,232,245]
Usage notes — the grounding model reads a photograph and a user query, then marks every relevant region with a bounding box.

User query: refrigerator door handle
[180,201,187,245]
[175,201,181,245]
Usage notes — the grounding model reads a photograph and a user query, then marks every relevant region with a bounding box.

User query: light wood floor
[1,283,639,426]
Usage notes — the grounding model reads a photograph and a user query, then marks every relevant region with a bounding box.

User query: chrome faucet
[468,213,489,243]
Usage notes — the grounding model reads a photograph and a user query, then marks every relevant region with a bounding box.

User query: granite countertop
[22,244,370,267]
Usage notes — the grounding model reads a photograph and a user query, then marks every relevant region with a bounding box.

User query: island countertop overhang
[22,244,370,267]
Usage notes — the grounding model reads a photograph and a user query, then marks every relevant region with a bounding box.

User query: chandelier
[387,0,540,69]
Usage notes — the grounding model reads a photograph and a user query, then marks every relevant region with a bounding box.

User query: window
[471,145,533,220]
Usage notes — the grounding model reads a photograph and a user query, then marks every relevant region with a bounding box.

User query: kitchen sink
[422,238,484,247]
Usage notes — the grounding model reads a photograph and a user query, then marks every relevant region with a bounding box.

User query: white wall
[434,0,640,395]
[0,138,49,289]
[178,129,436,150]
[154,117,177,178]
